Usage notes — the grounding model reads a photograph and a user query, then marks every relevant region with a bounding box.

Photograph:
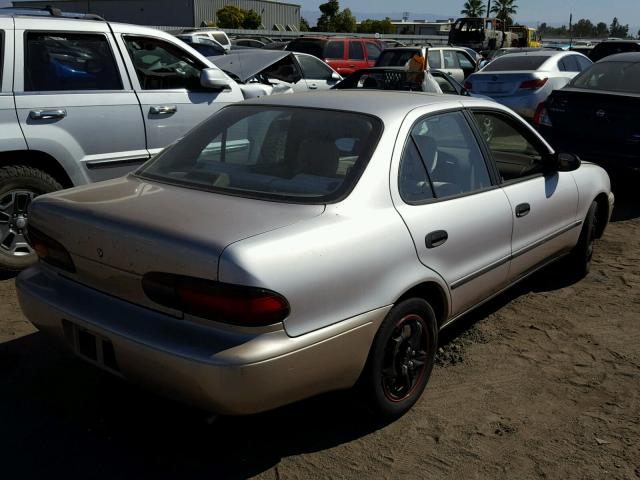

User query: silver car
[466,51,593,119]
[17,92,614,419]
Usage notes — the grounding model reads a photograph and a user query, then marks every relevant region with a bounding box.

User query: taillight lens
[519,78,548,90]
[464,80,472,90]
[26,226,76,273]
[142,272,290,327]
[533,103,553,127]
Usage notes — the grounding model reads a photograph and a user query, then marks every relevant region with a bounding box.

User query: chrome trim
[85,157,148,170]
[451,220,582,290]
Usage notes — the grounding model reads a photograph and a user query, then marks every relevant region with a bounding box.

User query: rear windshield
[571,61,640,93]
[483,55,548,71]
[137,106,383,203]
[376,50,418,67]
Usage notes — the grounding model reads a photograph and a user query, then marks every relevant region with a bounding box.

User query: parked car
[479,47,546,68]
[175,34,226,57]
[181,27,231,52]
[375,47,478,82]
[17,91,613,419]
[232,38,267,49]
[0,7,245,273]
[209,50,341,96]
[534,52,640,172]
[333,67,490,100]
[589,40,640,62]
[285,36,383,75]
[465,51,592,120]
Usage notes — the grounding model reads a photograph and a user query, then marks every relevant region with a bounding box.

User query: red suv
[286,37,383,75]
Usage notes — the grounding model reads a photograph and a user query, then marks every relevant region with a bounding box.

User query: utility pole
[569,13,573,49]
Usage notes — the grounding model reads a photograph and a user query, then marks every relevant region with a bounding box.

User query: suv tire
[0,165,62,274]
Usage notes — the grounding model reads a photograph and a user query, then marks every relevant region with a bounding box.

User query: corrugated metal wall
[12,0,300,29]
[193,0,299,30]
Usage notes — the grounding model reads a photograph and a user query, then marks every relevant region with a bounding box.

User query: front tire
[0,165,62,274]
[565,201,599,280]
[360,298,438,419]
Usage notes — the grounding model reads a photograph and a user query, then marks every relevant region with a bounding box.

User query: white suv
[0,8,244,273]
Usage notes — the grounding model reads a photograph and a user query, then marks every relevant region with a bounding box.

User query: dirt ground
[1,182,638,480]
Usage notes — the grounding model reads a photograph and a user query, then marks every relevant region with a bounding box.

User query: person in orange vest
[405,49,442,94]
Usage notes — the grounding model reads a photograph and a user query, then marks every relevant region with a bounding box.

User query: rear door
[323,39,348,75]
[391,108,513,316]
[345,40,368,75]
[1,18,27,153]
[13,17,147,184]
[470,108,579,278]
[114,29,242,156]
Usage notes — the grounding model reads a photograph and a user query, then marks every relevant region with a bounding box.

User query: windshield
[483,55,549,71]
[571,61,640,93]
[137,106,383,203]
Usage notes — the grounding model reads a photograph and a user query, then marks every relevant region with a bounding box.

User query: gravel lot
[1,180,638,480]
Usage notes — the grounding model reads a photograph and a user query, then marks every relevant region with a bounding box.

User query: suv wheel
[0,165,62,274]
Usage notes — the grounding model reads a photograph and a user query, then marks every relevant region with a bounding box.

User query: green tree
[595,22,609,38]
[333,8,357,33]
[490,0,518,26]
[573,19,594,38]
[358,17,394,34]
[461,0,486,18]
[609,17,629,38]
[300,18,310,32]
[242,9,262,29]
[216,5,245,29]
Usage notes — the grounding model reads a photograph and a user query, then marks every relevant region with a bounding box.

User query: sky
[2,0,639,27]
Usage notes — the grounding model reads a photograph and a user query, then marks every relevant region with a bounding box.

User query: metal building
[11,0,301,30]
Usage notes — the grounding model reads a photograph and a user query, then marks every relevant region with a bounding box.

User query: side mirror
[331,71,341,81]
[546,152,581,173]
[200,68,230,90]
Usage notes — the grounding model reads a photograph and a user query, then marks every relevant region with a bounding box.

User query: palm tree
[460,0,486,17]
[490,0,518,25]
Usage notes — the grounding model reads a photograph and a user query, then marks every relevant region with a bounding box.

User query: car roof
[598,52,640,62]
[240,90,488,121]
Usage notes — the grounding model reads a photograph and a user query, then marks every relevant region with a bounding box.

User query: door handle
[515,203,531,218]
[29,109,67,120]
[149,105,177,115]
[425,230,448,249]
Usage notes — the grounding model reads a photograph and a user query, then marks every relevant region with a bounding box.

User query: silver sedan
[466,51,593,120]
[17,92,614,419]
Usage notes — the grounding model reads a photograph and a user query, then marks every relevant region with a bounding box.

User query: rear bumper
[16,265,389,415]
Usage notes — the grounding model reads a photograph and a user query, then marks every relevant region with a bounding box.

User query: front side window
[124,36,205,90]
[296,54,333,80]
[399,111,491,202]
[473,111,545,181]
[443,50,460,69]
[349,41,365,60]
[427,50,442,69]
[456,51,475,70]
[25,32,122,91]
[138,106,382,203]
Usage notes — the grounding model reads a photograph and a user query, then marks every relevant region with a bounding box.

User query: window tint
[349,41,365,60]
[365,42,381,61]
[210,32,229,46]
[571,61,640,93]
[24,32,122,91]
[124,36,205,90]
[296,54,332,79]
[287,40,323,58]
[376,50,416,67]
[473,112,545,181]
[427,50,442,69]
[456,51,475,70]
[559,55,580,72]
[443,50,460,69]
[401,111,491,201]
[399,138,435,202]
[324,41,344,59]
[138,106,382,203]
[483,55,548,71]
[576,55,592,71]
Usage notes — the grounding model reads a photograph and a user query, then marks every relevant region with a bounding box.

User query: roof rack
[0,6,105,21]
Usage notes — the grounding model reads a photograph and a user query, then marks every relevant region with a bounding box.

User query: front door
[115,30,242,156]
[470,109,580,279]
[13,18,148,183]
[293,54,340,92]
[391,109,513,316]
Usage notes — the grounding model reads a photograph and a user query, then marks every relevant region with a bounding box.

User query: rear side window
[483,55,548,71]
[138,106,383,203]
[348,41,364,60]
[576,55,592,71]
[427,50,442,69]
[324,41,344,59]
[559,56,580,72]
[24,32,122,91]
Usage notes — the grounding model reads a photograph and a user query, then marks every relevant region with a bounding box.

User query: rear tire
[0,165,62,275]
[360,298,438,419]
[565,201,599,280]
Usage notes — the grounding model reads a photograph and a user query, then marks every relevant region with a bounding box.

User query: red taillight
[464,80,472,90]
[533,103,553,127]
[519,78,548,90]
[142,273,290,327]
[26,226,76,272]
